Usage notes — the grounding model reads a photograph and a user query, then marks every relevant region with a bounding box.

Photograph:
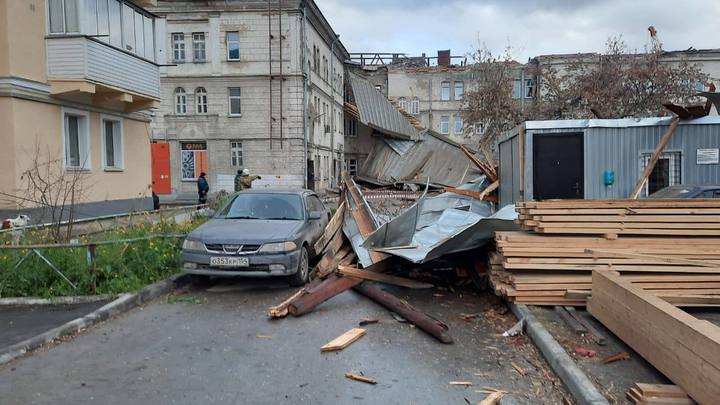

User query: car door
[304,194,326,252]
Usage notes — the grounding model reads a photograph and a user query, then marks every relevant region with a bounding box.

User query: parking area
[0,279,569,404]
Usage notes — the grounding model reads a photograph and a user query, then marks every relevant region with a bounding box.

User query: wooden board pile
[489,199,720,306]
[626,383,695,405]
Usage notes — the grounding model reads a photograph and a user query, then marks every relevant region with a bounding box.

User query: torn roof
[358,130,483,188]
[347,73,421,140]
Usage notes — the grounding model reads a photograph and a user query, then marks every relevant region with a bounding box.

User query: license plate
[210,256,249,268]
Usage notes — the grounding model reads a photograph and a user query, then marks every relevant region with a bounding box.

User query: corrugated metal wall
[499,122,720,203]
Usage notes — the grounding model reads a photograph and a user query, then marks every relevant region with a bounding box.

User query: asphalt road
[0,279,568,404]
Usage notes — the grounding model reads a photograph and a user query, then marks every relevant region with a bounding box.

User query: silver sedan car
[181,189,330,285]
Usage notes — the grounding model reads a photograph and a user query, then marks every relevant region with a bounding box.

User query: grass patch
[0,215,207,298]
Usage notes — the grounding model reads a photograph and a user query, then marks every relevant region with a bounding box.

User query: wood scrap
[344,372,377,385]
[320,328,366,352]
[337,265,434,289]
[564,307,607,346]
[627,382,696,404]
[313,201,345,254]
[554,306,587,334]
[448,381,474,386]
[477,391,503,405]
[602,351,630,364]
[510,362,526,376]
[358,318,378,326]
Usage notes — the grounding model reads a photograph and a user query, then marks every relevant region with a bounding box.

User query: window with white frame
[174,87,187,114]
[398,97,407,111]
[230,141,243,167]
[226,31,240,61]
[440,115,450,134]
[441,81,451,101]
[195,87,207,114]
[410,97,420,114]
[454,116,463,134]
[193,32,206,61]
[101,116,123,170]
[172,33,185,62]
[641,151,682,196]
[228,87,241,116]
[695,81,705,93]
[63,109,90,170]
[454,81,464,100]
[512,79,522,99]
[525,79,536,98]
[48,0,80,34]
[345,159,358,176]
[474,122,484,135]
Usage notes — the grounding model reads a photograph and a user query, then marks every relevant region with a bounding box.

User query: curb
[509,303,609,405]
[0,294,118,306]
[0,274,192,366]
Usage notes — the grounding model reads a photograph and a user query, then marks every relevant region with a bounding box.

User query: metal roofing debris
[348,73,420,140]
[358,130,483,188]
[363,192,518,264]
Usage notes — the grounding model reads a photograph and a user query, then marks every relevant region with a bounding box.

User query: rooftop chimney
[438,49,450,67]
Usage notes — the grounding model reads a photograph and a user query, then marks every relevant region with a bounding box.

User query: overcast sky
[317,0,720,62]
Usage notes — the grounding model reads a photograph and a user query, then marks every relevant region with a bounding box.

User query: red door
[151,142,171,194]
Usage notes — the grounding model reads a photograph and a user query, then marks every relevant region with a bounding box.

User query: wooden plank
[554,306,587,334]
[588,271,720,404]
[337,265,434,289]
[635,383,689,399]
[313,202,345,254]
[345,372,377,385]
[533,215,720,223]
[320,328,367,352]
[584,249,720,268]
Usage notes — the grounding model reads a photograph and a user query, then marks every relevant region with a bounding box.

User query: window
[323,56,328,81]
[512,79,522,99]
[226,31,240,61]
[101,116,123,170]
[62,109,90,169]
[441,81,450,101]
[48,0,80,34]
[230,141,243,167]
[695,81,705,93]
[375,84,383,93]
[410,97,420,115]
[193,32,206,62]
[345,159,358,176]
[474,123,484,135]
[306,194,325,213]
[454,116,463,134]
[228,87,241,116]
[195,87,207,114]
[172,33,185,62]
[121,4,135,52]
[454,81,464,100]
[181,142,208,180]
[345,118,357,137]
[440,115,450,134]
[525,79,536,98]
[174,87,187,114]
[398,97,407,111]
[641,151,682,196]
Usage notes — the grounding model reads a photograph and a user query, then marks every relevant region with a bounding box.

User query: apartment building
[0,0,162,220]
[148,0,348,197]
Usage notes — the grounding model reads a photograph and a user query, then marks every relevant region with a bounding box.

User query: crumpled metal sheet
[362,194,519,263]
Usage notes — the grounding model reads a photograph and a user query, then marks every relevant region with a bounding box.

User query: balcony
[46,36,160,112]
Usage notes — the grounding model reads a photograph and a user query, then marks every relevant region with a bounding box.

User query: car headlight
[259,241,297,253]
[182,239,205,251]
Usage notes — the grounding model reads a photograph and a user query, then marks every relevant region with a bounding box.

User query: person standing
[234,169,243,192]
[238,169,261,190]
[197,172,209,205]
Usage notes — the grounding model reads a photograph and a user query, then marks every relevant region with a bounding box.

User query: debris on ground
[602,352,630,364]
[358,318,379,326]
[627,383,694,404]
[345,372,377,385]
[477,391,503,405]
[320,328,367,352]
[573,348,596,358]
[501,319,525,337]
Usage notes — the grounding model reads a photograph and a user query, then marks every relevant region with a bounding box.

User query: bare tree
[16,144,91,241]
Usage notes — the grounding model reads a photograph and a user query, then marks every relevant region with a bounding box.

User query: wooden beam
[337,265,433,289]
[313,201,345,254]
[630,117,680,199]
[588,270,720,404]
[49,79,96,96]
[320,328,366,352]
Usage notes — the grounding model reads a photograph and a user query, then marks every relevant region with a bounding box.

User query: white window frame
[346,159,358,176]
[525,79,536,98]
[410,97,420,115]
[397,97,407,111]
[100,114,124,171]
[454,116,463,135]
[512,79,522,99]
[230,140,243,167]
[441,81,451,101]
[172,33,185,62]
[226,31,240,61]
[192,32,206,62]
[439,115,450,134]
[47,0,81,34]
[195,87,207,114]
[454,81,464,100]
[174,87,187,114]
[228,87,242,116]
[640,150,683,196]
[61,107,91,170]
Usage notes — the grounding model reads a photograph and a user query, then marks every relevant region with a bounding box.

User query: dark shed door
[533,133,584,200]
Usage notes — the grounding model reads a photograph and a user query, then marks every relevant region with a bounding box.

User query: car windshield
[218,193,304,220]
[648,186,698,198]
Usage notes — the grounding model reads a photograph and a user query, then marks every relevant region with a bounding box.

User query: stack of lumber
[627,383,695,405]
[516,199,720,237]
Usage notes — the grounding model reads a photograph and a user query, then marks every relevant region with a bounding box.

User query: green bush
[0,216,206,298]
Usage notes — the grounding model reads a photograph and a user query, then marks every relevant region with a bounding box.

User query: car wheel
[288,246,309,286]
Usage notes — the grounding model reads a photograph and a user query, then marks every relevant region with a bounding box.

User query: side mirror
[309,211,323,220]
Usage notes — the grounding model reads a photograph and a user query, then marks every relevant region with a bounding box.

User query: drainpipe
[330,34,341,187]
[301,2,309,188]
[520,70,525,112]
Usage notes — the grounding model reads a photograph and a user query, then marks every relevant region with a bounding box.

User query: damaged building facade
[149,0,348,198]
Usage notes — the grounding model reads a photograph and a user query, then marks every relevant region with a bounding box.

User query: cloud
[317,0,720,61]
